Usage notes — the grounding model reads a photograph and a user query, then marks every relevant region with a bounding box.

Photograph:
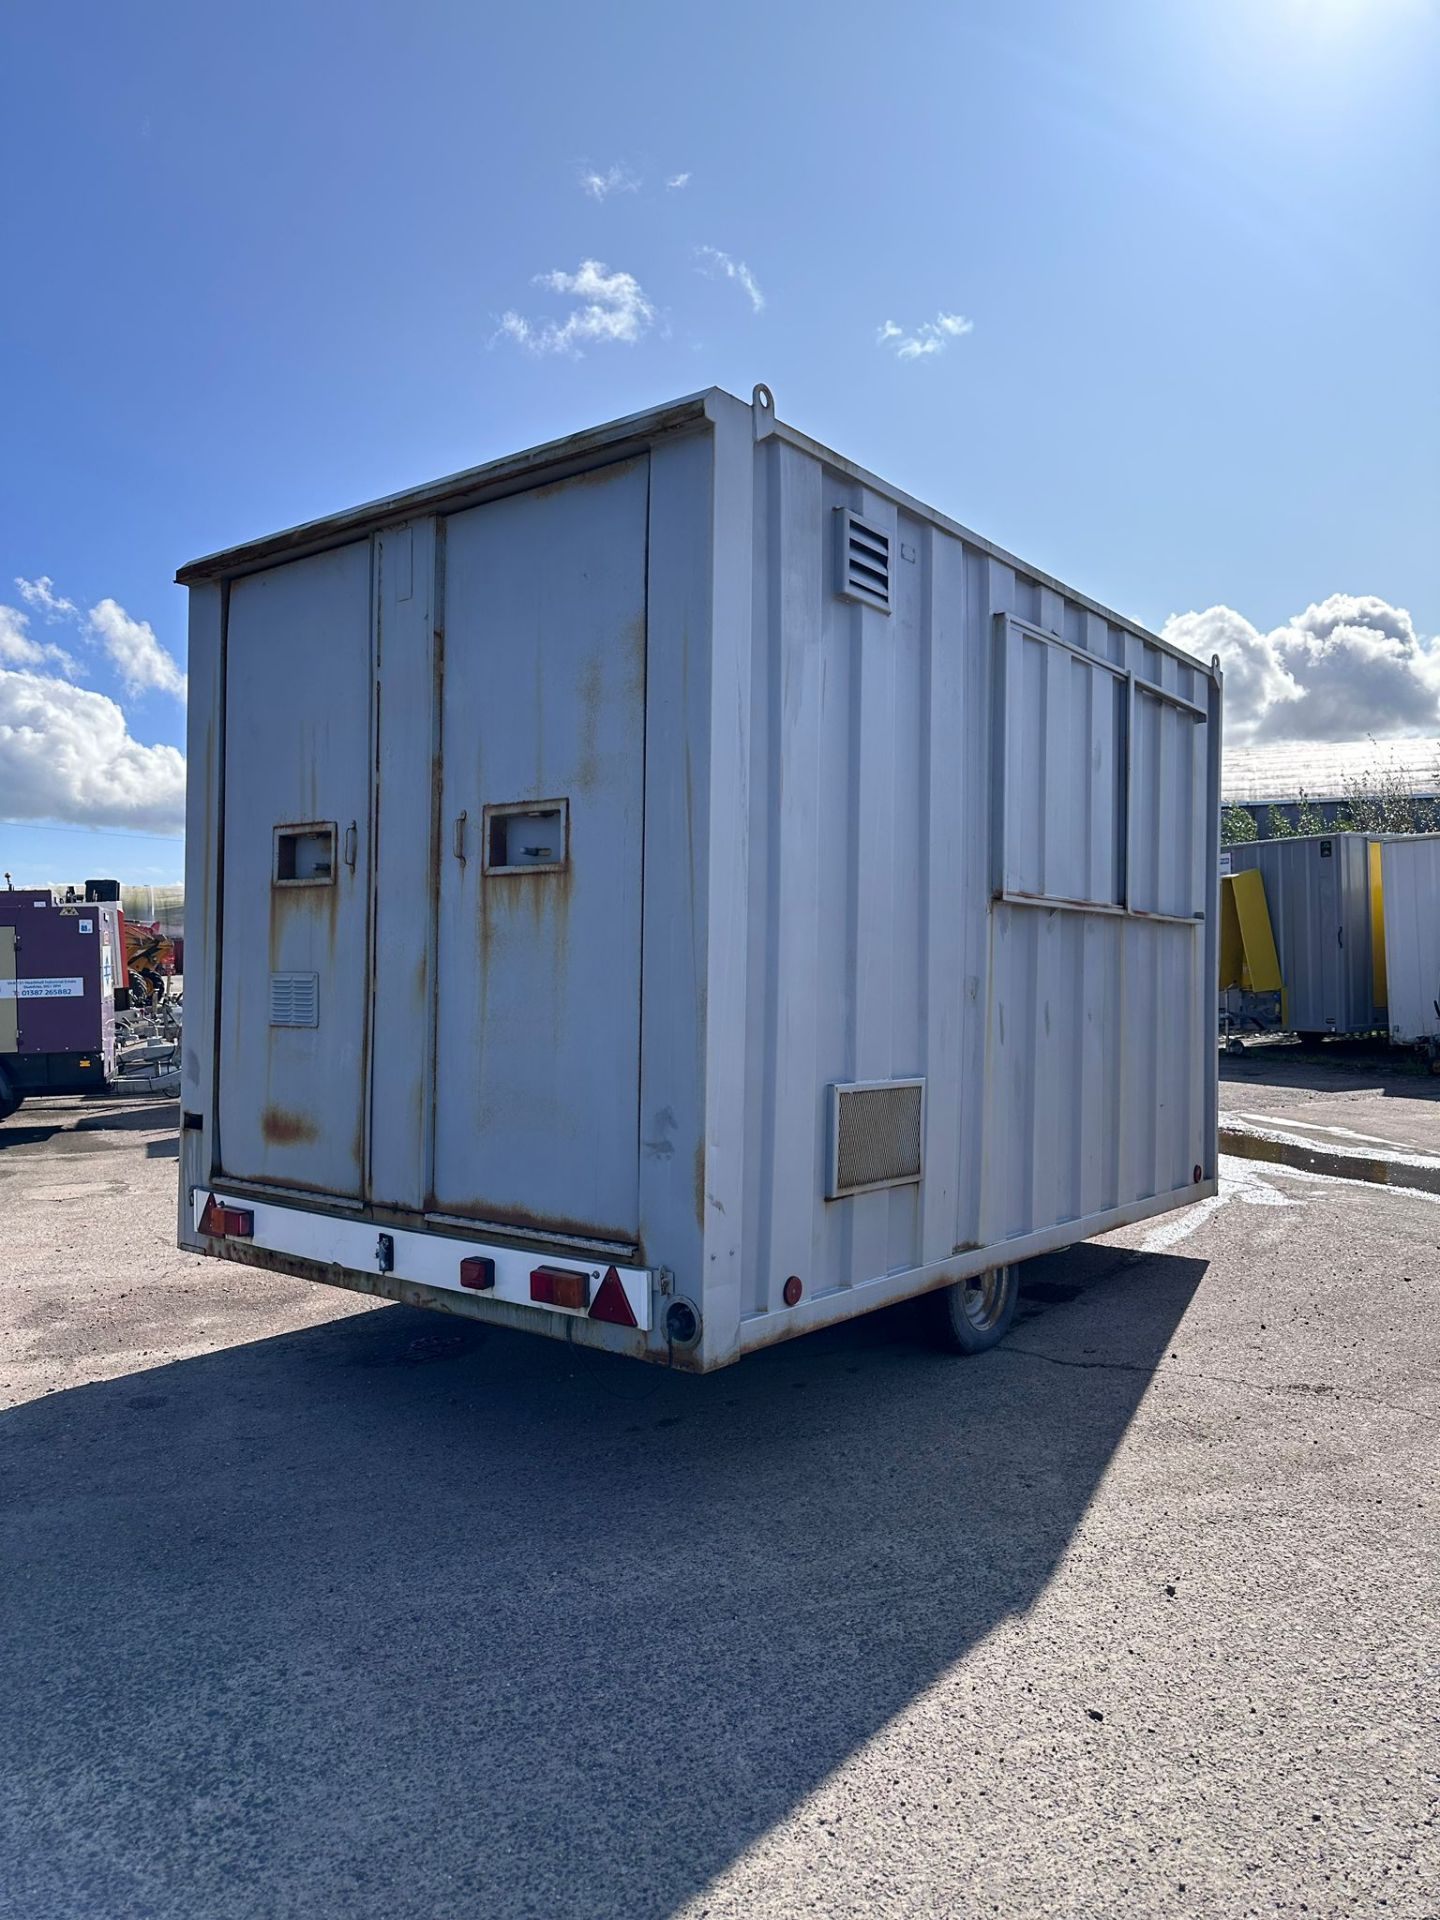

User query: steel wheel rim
[960,1266,1009,1332]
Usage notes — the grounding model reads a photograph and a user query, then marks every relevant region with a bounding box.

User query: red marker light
[198,1195,254,1239]
[782,1274,803,1307]
[459,1256,495,1291]
[530,1266,591,1312]
[588,1265,637,1328]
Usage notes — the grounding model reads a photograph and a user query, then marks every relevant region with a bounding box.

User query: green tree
[1221,806,1258,844]
[1336,743,1440,835]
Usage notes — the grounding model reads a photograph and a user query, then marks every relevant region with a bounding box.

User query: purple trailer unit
[0,890,125,1114]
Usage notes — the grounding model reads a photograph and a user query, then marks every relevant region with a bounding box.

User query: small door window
[483,799,569,875]
[274,823,337,886]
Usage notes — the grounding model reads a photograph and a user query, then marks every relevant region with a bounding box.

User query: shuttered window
[995,615,1208,921]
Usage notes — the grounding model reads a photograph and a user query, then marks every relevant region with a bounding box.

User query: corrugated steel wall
[737,434,1217,1329]
[1380,835,1440,1042]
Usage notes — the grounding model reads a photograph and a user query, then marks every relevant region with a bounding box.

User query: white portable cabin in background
[177,386,1222,1372]
[1379,834,1440,1049]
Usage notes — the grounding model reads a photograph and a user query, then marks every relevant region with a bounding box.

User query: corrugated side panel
[737,436,1216,1326]
[1225,835,1376,1033]
[1380,836,1440,1042]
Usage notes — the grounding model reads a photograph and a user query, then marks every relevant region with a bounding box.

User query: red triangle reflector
[588,1265,637,1328]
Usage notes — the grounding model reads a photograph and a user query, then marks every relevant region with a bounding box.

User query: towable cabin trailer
[177,386,1221,1371]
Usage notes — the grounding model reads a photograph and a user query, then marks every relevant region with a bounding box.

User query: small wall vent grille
[269,971,319,1029]
[836,509,892,613]
[828,1079,924,1198]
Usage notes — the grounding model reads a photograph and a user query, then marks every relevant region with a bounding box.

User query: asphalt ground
[1221,1036,1440,1157]
[1,1083,1436,1920]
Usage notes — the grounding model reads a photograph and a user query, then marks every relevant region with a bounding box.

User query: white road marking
[1230,1111,1440,1157]
[1140,1150,1440,1253]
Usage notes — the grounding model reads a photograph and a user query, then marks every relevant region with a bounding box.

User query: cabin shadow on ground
[0,1097,180,1153]
[2,1241,1204,1920]
[1221,1036,1440,1102]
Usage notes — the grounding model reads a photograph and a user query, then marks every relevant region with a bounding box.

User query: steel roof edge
[174,389,718,584]
[176,385,1216,684]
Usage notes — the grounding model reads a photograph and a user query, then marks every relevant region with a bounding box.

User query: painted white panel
[218,542,374,1199]
[431,457,648,1243]
[1000,618,1125,909]
[1381,835,1440,1042]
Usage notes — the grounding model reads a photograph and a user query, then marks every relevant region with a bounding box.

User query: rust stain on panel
[261,1104,320,1146]
[431,1190,634,1249]
[268,868,339,972]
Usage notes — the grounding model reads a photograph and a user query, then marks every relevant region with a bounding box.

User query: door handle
[344,822,358,871]
[453,810,468,863]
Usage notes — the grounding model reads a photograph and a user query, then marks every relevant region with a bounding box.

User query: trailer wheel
[931,1265,1018,1355]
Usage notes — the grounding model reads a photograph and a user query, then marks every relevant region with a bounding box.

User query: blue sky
[2,0,1437,886]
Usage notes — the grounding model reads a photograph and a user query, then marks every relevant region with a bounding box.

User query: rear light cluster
[530,1265,590,1311]
[198,1197,639,1330]
[198,1195,254,1240]
[459,1259,637,1326]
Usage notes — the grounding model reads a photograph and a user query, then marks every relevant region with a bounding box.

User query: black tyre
[1297,1030,1327,1050]
[0,1069,19,1123]
[930,1264,1019,1355]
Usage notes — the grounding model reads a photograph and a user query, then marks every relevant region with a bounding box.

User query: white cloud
[11,578,185,700]
[0,604,79,677]
[877,311,974,360]
[15,574,78,621]
[695,245,764,314]
[496,259,656,358]
[88,597,187,700]
[1164,594,1440,744]
[0,664,185,832]
[666,172,691,190]
[578,163,640,201]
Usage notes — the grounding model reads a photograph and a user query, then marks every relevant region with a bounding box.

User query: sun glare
[1283,0,1424,23]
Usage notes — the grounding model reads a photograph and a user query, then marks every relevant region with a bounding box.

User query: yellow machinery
[1368,838,1389,1010]
[1218,866,1284,1049]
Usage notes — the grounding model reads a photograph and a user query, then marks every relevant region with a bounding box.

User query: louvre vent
[836,509,892,613]
[269,971,319,1029]
[828,1079,924,1198]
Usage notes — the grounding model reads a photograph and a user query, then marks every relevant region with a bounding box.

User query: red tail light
[588,1266,637,1328]
[530,1266,590,1311]
[198,1195,254,1239]
[459,1256,495,1290]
